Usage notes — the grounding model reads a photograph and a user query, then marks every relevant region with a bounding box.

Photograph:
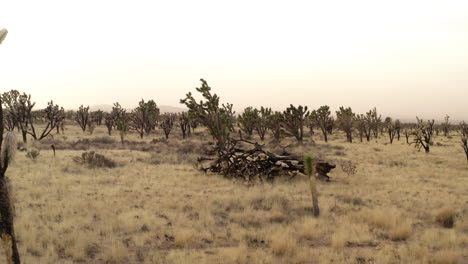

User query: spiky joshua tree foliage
[29,101,65,140]
[1,90,35,143]
[237,107,257,137]
[180,79,234,147]
[336,106,355,143]
[129,99,159,138]
[75,105,90,133]
[310,105,332,142]
[384,117,398,144]
[160,113,175,139]
[282,104,309,143]
[254,107,271,141]
[267,111,283,142]
[411,117,434,153]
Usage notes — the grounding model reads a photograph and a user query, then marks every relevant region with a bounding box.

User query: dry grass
[2,124,467,263]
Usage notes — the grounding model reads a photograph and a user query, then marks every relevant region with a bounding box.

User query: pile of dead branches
[197,139,335,181]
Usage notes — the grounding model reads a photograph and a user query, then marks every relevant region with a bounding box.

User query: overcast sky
[1,0,467,121]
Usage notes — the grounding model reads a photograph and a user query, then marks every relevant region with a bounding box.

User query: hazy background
[1,0,467,121]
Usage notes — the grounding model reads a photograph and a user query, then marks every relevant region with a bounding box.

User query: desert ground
[4,123,468,264]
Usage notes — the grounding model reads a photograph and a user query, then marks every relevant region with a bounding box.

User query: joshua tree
[180,79,234,147]
[223,103,236,132]
[160,113,175,139]
[304,155,319,217]
[116,119,128,144]
[2,90,35,143]
[29,101,65,140]
[254,107,271,141]
[268,111,283,142]
[75,105,90,132]
[460,122,468,164]
[336,106,355,143]
[326,116,334,135]
[306,117,315,137]
[411,117,434,153]
[2,110,16,132]
[282,105,309,143]
[129,99,160,138]
[310,105,332,142]
[442,115,450,137]
[395,119,401,141]
[104,113,114,135]
[0,27,21,264]
[384,117,398,144]
[368,107,381,139]
[90,110,104,126]
[111,102,126,128]
[355,114,367,142]
[179,112,191,139]
[237,107,257,137]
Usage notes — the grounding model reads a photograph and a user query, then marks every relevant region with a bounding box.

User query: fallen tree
[197,139,335,182]
[182,79,335,182]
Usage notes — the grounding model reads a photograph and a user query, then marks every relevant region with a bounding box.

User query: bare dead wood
[197,139,335,182]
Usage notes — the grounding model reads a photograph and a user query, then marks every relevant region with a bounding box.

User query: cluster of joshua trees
[1,79,468,162]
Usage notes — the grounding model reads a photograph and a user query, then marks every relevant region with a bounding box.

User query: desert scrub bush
[26,148,40,160]
[73,151,116,168]
[91,136,116,144]
[388,222,412,241]
[434,208,456,228]
[359,208,412,240]
[340,160,357,175]
[269,231,298,257]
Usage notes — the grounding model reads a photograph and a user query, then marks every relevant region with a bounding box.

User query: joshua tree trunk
[21,132,26,144]
[0,61,21,263]
[304,155,319,217]
[309,176,320,217]
[0,176,21,264]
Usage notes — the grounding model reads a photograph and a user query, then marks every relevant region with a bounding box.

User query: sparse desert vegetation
[2,2,468,260]
[0,82,467,263]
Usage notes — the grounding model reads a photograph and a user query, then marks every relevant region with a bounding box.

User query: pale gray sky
[1,0,467,121]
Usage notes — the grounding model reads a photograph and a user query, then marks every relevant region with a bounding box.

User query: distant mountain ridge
[88,104,187,113]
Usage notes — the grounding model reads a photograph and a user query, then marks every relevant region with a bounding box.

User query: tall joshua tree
[411,117,434,153]
[180,79,233,147]
[2,90,35,143]
[237,107,257,137]
[254,107,271,141]
[310,105,332,142]
[336,106,355,143]
[0,27,21,264]
[384,117,397,144]
[179,112,191,139]
[369,107,381,139]
[160,113,175,139]
[29,101,65,140]
[282,105,309,143]
[75,105,90,132]
[442,115,450,137]
[129,99,160,138]
[268,111,283,142]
